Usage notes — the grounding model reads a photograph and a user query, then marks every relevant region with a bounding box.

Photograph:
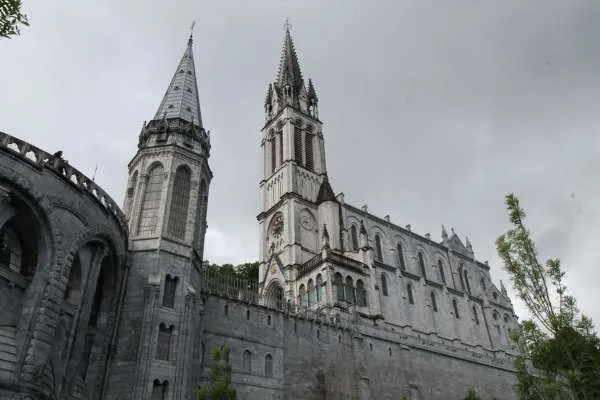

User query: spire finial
[189,21,196,43]
[283,18,292,32]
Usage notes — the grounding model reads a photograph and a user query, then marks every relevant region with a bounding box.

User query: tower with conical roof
[258,24,342,308]
[106,33,211,400]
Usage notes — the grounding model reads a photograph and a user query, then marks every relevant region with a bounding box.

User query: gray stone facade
[0,28,520,400]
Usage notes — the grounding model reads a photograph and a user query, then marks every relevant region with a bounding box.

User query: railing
[0,131,128,235]
[198,265,354,329]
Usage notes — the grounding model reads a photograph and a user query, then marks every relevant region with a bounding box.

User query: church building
[0,24,520,400]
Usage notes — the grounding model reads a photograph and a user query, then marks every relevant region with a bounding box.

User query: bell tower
[107,32,212,400]
[258,24,341,307]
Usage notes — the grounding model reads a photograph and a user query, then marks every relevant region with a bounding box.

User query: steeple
[154,35,203,128]
[264,22,319,121]
[277,26,304,91]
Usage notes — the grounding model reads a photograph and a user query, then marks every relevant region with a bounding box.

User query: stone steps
[0,326,17,381]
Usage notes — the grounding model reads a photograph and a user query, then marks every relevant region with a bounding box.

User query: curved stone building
[0,131,127,399]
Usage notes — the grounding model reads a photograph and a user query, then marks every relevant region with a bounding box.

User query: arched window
[459,263,466,291]
[299,284,306,306]
[473,305,480,325]
[397,243,406,270]
[463,269,471,294]
[334,273,344,301]
[138,163,164,235]
[305,131,314,171]
[418,252,427,278]
[407,284,414,304]
[345,276,354,303]
[265,354,273,377]
[356,280,367,306]
[430,292,437,312]
[278,129,283,167]
[274,285,284,310]
[163,275,178,308]
[381,274,388,296]
[316,274,323,302]
[167,165,191,239]
[375,234,383,261]
[438,260,446,285]
[64,255,82,304]
[307,279,314,305]
[156,323,173,361]
[126,170,138,214]
[453,299,460,319]
[89,259,113,327]
[243,350,252,373]
[351,225,359,250]
[480,277,486,292]
[151,379,168,400]
[271,136,277,173]
[294,124,303,166]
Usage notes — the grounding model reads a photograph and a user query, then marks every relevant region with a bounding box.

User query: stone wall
[199,296,518,400]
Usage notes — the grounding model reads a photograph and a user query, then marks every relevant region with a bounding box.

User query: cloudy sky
[2,0,600,324]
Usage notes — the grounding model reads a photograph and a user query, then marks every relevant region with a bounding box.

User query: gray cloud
[1,0,599,323]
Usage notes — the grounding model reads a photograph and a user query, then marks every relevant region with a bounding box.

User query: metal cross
[283,18,292,32]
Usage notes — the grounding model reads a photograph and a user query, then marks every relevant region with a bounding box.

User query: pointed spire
[465,236,473,253]
[441,225,448,241]
[316,175,337,204]
[308,78,318,102]
[359,220,367,235]
[277,24,304,90]
[153,34,203,128]
[265,83,273,106]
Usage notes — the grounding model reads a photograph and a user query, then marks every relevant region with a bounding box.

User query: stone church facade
[0,27,519,400]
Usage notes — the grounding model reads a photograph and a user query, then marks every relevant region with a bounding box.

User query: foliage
[1,0,29,39]
[496,194,600,399]
[463,388,481,400]
[196,345,237,400]
[203,260,259,284]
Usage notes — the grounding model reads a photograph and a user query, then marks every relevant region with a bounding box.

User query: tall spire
[276,23,304,91]
[154,34,203,128]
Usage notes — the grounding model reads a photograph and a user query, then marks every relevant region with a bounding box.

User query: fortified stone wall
[199,296,518,400]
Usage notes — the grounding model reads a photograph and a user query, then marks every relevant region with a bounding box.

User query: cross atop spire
[283,18,292,32]
[153,34,203,128]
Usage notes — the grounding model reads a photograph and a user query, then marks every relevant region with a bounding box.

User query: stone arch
[0,181,54,329]
[264,280,284,310]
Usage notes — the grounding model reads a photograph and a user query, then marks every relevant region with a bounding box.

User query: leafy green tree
[1,0,29,38]
[196,345,237,400]
[463,388,481,400]
[236,261,259,283]
[496,194,600,399]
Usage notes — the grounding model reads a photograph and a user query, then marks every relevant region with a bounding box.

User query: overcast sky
[2,0,600,324]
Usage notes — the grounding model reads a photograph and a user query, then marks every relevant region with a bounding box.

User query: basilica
[0,26,519,400]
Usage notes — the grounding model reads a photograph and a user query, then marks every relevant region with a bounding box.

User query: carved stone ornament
[270,212,284,239]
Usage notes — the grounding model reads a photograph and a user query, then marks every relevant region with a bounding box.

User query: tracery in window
[138,163,164,235]
[351,225,358,250]
[381,274,388,296]
[356,280,367,306]
[375,234,383,261]
[167,165,191,239]
[418,252,427,278]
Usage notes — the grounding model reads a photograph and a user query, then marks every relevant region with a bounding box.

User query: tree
[1,0,29,39]
[197,345,237,400]
[496,194,600,399]
[236,261,259,283]
[463,388,481,400]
